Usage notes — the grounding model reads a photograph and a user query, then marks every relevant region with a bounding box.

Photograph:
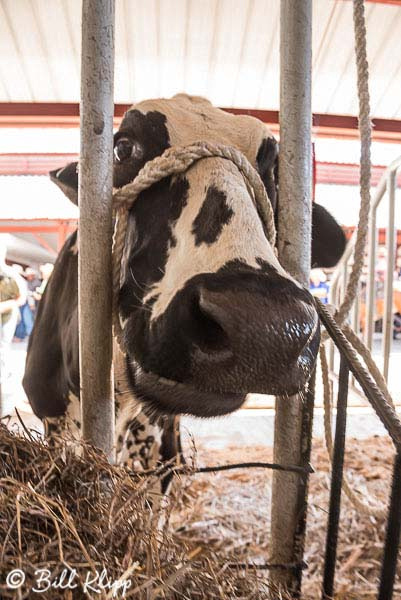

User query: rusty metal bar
[378,450,401,600]
[79,0,115,460]
[322,356,349,599]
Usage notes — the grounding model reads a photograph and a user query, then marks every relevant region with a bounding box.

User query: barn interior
[1,1,401,598]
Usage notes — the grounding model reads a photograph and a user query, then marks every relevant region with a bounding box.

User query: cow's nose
[194,287,316,360]
[195,289,317,357]
[189,289,232,356]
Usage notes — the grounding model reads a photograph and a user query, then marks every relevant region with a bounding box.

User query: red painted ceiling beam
[0,103,400,143]
[364,0,401,5]
[0,153,77,175]
[1,152,401,187]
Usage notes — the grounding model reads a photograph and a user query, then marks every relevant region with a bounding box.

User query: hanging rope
[111,141,275,353]
[334,0,372,327]
[319,0,396,517]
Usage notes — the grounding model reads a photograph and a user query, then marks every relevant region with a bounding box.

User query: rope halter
[111,141,277,353]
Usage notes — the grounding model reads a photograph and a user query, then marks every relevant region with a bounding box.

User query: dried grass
[0,423,399,599]
[0,425,284,599]
[175,437,399,600]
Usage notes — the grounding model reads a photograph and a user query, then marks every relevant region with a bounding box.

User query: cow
[23,94,345,483]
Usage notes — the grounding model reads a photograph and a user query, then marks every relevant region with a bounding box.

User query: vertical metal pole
[382,171,396,382]
[270,1,313,595]
[351,282,360,387]
[365,207,377,350]
[79,0,115,460]
[378,449,401,600]
[322,356,349,600]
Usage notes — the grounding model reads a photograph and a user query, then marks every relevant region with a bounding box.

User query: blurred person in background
[24,267,41,313]
[13,266,39,342]
[33,263,54,303]
[310,268,330,305]
[0,239,24,382]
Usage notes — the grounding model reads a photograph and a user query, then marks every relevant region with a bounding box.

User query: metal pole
[322,357,349,600]
[382,171,396,382]
[378,449,401,600]
[365,207,378,350]
[270,1,313,595]
[79,0,115,460]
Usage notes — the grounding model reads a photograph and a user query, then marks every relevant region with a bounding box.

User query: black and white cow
[23,94,345,477]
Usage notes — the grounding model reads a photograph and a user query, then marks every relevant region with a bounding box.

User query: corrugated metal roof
[1,0,401,118]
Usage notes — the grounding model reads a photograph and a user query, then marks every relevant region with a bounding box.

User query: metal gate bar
[316,299,401,600]
[378,451,401,600]
[322,357,349,600]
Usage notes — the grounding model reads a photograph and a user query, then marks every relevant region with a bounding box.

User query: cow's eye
[114,137,141,163]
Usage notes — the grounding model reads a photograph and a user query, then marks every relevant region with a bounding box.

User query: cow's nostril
[190,293,230,354]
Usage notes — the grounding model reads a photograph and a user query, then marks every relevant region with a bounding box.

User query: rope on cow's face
[111,141,276,353]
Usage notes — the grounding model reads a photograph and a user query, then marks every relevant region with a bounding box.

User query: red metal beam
[0,220,77,234]
[0,153,77,175]
[0,103,400,143]
[1,153,401,187]
[365,1,401,5]
[316,162,401,187]
[32,233,57,255]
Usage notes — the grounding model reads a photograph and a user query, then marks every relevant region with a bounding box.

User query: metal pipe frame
[366,157,401,352]
[329,155,401,396]
[79,0,115,460]
[270,1,313,595]
[317,299,401,599]
[378,450,401,600]
[322,356,349,600]
[382,170,397,381]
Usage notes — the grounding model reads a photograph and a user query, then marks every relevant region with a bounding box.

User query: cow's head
[52,95,345,418]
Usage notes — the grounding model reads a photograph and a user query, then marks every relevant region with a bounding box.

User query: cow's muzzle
[125,269,320,417]
[189,286,319,396]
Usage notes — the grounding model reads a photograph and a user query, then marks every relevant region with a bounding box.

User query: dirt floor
[172,436,400,600]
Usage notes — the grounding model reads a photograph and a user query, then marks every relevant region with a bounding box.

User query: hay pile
[0,425,286,599]
[0,422,399,599]
[175,437,400,600]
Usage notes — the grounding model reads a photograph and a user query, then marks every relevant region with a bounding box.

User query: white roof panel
[1,0,401,118]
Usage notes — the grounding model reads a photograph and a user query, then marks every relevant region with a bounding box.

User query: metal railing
[316,300,401,600]
[329,155,401,389]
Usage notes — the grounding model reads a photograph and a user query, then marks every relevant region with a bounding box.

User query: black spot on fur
[119,176,189,320]
[312,203,346,268]
[192,186,233,246]
[256,137,279,212]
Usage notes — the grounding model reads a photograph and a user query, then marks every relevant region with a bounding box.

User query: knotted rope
[111,141,276,352]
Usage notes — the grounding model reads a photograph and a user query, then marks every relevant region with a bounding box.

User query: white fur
[133,94,274,182]
[144,158,289,322]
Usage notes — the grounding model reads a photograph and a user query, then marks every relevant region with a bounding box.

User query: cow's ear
[49,162,78,206]
[312,203,346,268]
[256,137,279,212]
